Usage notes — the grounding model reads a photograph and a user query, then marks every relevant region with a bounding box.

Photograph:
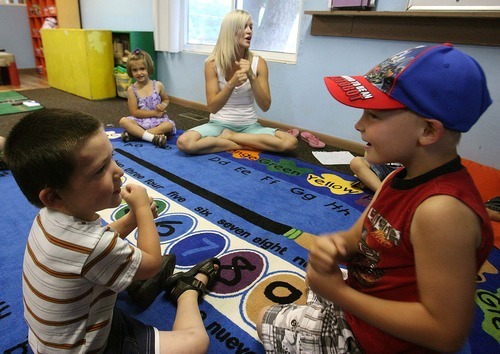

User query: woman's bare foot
[218,129,235,140]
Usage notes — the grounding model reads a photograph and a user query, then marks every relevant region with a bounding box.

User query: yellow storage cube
[41,29,116,100]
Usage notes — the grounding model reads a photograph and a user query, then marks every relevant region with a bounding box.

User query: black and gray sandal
[126,254,176,309]
[169,277,207,303]
[164,257,220,303]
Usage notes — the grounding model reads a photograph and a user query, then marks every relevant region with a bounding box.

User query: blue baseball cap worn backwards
[324,43,492,132]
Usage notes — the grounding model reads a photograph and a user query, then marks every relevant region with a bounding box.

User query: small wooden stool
[0,52,21,86]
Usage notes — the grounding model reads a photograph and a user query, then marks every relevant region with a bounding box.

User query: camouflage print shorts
[259,289,362,354]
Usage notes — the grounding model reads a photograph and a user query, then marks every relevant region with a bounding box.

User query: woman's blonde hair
[206,9,253,78]
[126,49,155,77]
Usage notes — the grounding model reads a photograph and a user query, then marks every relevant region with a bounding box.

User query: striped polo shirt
[23,207,141,353]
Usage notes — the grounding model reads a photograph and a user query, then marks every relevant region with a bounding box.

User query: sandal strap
[195,258,220,289]
[170,277,206,303]
[152,134,167,147]
[163,257,220,305]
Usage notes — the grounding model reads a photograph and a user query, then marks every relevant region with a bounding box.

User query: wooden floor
[0,69,49,92]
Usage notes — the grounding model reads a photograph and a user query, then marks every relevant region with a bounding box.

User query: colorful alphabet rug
[0,130,498,353]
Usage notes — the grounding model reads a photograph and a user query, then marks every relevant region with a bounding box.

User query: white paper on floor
[312,151,355,165]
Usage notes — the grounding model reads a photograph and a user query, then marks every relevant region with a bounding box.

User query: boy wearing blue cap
[257,43,494,353]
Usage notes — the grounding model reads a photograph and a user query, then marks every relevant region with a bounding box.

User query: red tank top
[346,157,493,353]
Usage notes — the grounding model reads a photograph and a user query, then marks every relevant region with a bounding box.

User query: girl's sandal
[164,257,221,303]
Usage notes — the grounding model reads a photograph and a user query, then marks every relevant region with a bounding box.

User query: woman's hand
[233,59,252,86]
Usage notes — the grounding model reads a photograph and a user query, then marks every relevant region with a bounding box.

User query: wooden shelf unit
[112,31,156,79]
[25,0,80,76]
[304,11,500,46]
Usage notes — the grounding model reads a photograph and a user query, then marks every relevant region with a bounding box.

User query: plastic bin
[113,66,132,98]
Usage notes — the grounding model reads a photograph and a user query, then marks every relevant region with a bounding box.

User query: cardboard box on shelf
[329,0,375,10]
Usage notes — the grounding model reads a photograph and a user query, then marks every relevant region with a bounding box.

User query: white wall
[80,0,500,168]
[79,0,153,31]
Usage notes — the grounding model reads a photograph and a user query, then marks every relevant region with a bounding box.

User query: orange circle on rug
[244,272,307,326]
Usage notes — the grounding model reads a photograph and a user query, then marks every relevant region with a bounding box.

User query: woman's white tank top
[210,56,260,125]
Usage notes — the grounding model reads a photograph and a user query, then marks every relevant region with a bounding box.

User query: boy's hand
[306,263,346,302]
[308,233,348,275]
[120,184,151,211]
[150,197,158,219]
[109,184,156,238]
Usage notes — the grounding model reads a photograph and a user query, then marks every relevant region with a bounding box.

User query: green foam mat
[0,91,44,116]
